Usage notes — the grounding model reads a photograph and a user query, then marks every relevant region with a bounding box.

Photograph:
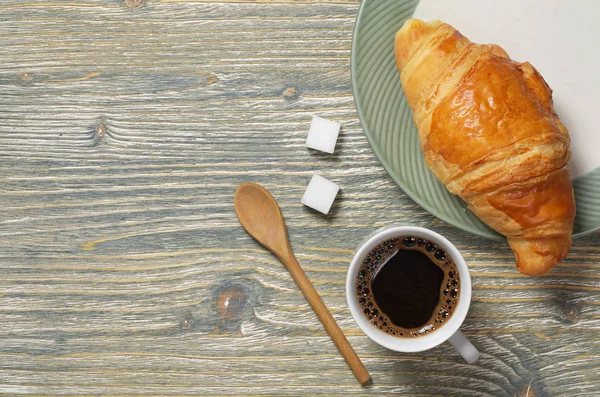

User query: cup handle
[447,330,479,363]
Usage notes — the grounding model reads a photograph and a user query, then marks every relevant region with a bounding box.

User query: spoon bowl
[234,182,292,262]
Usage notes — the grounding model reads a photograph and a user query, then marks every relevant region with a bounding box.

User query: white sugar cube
[301,174,340,214]
[306,116,341,154]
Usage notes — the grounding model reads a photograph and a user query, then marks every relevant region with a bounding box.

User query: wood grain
[0,0,598,396]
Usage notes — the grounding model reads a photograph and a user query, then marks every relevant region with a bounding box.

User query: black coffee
[356,236,460,338]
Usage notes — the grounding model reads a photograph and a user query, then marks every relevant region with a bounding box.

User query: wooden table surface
[1,1,599,396]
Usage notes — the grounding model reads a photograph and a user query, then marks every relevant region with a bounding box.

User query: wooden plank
[0,0,599,396]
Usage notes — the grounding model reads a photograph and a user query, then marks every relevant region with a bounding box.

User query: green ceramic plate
[351,0,600,240]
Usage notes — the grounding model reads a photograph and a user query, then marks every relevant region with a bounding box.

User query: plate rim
[350,0,599,240]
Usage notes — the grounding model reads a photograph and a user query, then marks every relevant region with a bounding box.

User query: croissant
[394,19,575,275]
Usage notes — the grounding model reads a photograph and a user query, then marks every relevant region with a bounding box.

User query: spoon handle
[281,253,371,385]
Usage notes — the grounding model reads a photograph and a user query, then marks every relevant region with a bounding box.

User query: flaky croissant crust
[395,19,575,275]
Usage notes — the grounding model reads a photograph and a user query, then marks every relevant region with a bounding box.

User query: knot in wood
[519,382,537,397]
[283,87,299,99]
[125,0,144,8]
[217,286,247,321]
[18,73,34,82]
[561,301,583,325]
[180,315,193,330]
[95,123,105,137]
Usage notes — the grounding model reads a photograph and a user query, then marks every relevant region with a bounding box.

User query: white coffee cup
[346,225,479,363]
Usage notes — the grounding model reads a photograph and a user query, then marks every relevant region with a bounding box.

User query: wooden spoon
[234,182,371,385]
